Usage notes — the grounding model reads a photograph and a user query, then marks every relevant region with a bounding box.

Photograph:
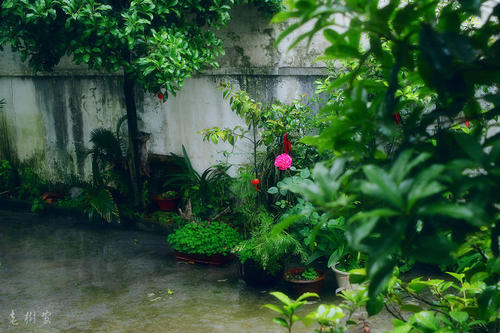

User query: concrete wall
[0,5,328,180]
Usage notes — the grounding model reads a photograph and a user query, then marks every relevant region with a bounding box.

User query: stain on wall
[0,5,328,179]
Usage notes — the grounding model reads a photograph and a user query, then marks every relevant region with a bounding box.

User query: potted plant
[233,215,306,288]
[280,199,363,294]
[283,267,326,295]
[154,190,178,211]
[167,220,241,265]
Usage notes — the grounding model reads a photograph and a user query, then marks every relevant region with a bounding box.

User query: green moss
[233,45,252,68]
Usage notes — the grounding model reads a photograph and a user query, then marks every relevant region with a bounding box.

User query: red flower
[466,119,470,128]
[283,133,291,154]
[251,178,260,191]
[394,113,401,125]
[157,93,164,104]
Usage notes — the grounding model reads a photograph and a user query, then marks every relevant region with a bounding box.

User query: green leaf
[366,294,384,316]
[348,268,367,284]
[454,132,486,164]
[418,203,484,226]
[269,291,292,306]
[271,214,303,235]
[300,169,310,178]
[272,317,289,328]
[392,320,412,333]
[267,187,278,194]
[262,304,287,316]
[477,286,500,321]
[296,292,319,302]
[400,304,423,313]
[413,311,439,330]
[470,272,489,283]
[450,311,468,324]
[361,165,404,209]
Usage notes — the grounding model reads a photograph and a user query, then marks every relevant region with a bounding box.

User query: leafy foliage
[381,269,499,332]
[157,190,177,200]
[274,0,499,316]
[233,213,306,275]
[167,221,241,256]
[0,159,15,192]
[0,0,231,96]
[202,83,328,208]
[165,146,233,220]
[263,291,319,333]
[88,124,130,194]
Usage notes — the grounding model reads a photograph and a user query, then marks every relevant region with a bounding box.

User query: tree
[0,0,280,207]
[272,0,499,325]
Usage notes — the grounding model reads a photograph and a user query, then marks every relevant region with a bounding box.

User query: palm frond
[86,187,119,223]
[89,128,124,163]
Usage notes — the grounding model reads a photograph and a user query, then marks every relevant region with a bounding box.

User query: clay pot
[283,267,326,295]
[154,195,178,211]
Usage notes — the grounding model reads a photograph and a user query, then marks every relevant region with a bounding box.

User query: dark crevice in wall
[69,78,85,177]
[0,105,15,162]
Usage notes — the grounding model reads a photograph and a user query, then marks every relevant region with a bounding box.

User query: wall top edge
[0,67,328,78]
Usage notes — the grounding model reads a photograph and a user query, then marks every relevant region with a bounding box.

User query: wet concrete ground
[0,210,394,332]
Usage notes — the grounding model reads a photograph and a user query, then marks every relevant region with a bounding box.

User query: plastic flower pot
[283,267,326,296]
[331,264,358,294]
[154,195,178,211]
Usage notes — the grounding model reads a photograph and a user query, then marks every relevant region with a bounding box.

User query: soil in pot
[240,259,281,288]
[284,267,326,296]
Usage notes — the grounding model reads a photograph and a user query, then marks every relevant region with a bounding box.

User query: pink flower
[274,153,292,171]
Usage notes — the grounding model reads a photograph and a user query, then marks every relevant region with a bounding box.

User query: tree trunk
[123,73,142,209]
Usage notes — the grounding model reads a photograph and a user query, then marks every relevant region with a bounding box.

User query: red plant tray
[174,251,234,266]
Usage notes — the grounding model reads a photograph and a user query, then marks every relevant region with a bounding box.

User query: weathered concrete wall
[0,5,328,179]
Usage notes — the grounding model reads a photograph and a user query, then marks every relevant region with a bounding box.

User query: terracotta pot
[154,195,178,211]
[283,267,326,295]
[240,259,281,288]
[174,251,234,266]
[42,192,64,205]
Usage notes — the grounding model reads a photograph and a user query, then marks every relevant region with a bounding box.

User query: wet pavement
[0,210,394,332]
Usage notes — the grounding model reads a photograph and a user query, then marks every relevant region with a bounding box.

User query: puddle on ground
[0,210,394,332]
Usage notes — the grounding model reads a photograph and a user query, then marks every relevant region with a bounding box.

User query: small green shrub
[17,167,45,200]
[167,221,241,256]
[152,211,185,229]
[0,160,15,192]
[157,190,177,200]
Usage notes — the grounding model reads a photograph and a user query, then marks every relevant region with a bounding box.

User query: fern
[234,214,307,275]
